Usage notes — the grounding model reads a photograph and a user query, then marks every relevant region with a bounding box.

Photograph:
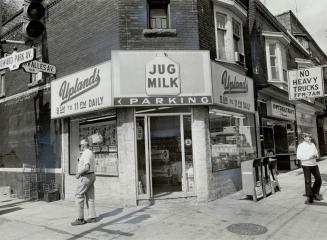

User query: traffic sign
[0,48,34,71]
[22,60,56,74]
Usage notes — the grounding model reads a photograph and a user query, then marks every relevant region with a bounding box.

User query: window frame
[265,39,287,83]
[148,0,170,29]
[213,4,245,64]
[0,71,5,97]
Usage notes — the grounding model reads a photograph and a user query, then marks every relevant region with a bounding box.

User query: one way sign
[22,60,56,75]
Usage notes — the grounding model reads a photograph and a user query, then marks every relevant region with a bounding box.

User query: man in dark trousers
[71,139,97,225]
[296,133,323,204]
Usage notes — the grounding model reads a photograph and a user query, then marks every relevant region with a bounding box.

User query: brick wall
[197,0,216,59]
[46,0,120,78]
[118,0,200,50]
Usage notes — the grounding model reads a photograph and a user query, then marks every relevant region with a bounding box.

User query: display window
[261,118,296,156]
[69,111,118,176]
[209,107,257,171]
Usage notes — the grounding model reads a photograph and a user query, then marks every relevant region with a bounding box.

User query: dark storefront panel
[0,90,61,168]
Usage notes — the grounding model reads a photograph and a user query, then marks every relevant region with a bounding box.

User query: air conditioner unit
[234,52,245,65]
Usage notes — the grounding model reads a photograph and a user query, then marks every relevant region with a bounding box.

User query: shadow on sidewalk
[0,200,30,209]
[64,204,154,240]
[310,202,327,206]
[0,207,23,215]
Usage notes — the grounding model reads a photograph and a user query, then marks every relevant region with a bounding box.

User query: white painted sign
[288,66,323,100]
[146,54,180,95]
[112,51,212,106]
[211,61,255,112]
[0,48,34,71]
[22,60,56,74]
[51,61,112,119]
[267,100,295,121]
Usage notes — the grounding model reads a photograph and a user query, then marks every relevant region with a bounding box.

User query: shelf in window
[143,28,177,37]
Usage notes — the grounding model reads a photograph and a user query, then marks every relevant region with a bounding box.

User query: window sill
[143,28,177,37]
[214,58,248,72]
[27,80,44,88]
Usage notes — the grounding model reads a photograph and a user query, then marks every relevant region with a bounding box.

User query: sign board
[288,66,323,100]
[0,48,34,71]
[22,60,56,74]
[112,51,212,106]
[51,61,112,119]
[266,99,295,121]
[145,54,180,95]
[211,61,255,112]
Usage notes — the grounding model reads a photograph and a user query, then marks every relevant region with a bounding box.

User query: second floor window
[233,19,241,53]
[0,72,5,97]
[148,0,169,29]
[214,3,245,64]
[216,12,227,60]
[265,39,287,83]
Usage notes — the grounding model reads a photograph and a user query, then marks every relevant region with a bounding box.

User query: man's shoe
[305,198,314,204]
[86,218,97,223]
[71,218,87,226]
[314,194,324,201]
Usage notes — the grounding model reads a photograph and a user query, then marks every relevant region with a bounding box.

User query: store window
[214,2,245,65]
[261,119,296,156]
[148,0,170,29]
[70,112,118,176]
[209,108,257,171]
[0,71,5,97]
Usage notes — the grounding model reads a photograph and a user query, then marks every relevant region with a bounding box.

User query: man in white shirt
[296,133,322,204]
[71,139,97,225]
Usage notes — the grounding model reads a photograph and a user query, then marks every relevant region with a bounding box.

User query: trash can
[241,158,264,201]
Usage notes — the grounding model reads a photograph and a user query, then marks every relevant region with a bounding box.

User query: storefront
[296,104,318,147]
[51,51,217,205]
[111,51,212,204]
[257,91,297,170]
[209,62,257,198]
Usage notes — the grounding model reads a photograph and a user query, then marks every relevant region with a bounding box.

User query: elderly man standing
[296,133,323,204]
[71,139,97,225]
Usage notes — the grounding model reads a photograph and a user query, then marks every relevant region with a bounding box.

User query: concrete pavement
[1,160,327,240]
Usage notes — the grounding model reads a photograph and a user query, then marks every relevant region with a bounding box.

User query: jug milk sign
[288,66,323,100]
[146,54,180,95]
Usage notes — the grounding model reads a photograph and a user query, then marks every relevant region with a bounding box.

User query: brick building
[0,0,326,205]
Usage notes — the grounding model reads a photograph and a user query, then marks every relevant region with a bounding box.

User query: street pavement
[2,160,327,240]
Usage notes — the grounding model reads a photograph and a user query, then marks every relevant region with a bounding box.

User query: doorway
[136,114,194,199]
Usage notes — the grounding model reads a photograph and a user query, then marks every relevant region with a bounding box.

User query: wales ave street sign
[0,48,34,71]
[22,60,57,74]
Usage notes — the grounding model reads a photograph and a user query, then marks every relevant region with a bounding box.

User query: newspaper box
[241,158,264,201]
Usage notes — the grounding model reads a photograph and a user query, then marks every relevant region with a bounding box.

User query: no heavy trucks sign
[288,66,324,100]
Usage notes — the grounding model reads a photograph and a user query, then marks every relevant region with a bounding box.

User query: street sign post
[0,48,34,71]
[22,60,56,74]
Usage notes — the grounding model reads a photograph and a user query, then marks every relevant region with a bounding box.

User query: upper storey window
[148,0,170,29]
[213,0,247,65]
[0,71,5,97]
[262,32,290,87]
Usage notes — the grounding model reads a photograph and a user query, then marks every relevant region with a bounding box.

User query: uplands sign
[51,61,112,119]
[288,66,323,100]
[211,61,254,112]
[112,51,212,106]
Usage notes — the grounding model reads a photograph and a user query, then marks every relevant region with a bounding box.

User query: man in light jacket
[71,139,97,225]
[296,133,323,204]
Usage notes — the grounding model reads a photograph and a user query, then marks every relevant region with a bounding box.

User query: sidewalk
[1,160,327,240]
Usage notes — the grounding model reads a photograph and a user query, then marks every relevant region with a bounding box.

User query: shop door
[136,115,194,199]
